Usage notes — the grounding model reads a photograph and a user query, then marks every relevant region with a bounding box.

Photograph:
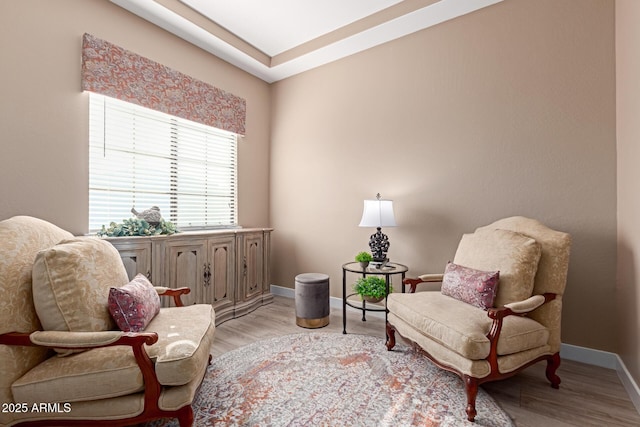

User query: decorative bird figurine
[131,206,162,227]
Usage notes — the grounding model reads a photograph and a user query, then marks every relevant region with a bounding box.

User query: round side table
[341,262,408,335]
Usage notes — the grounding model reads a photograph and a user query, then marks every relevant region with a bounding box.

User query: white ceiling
[111,0,503,83]
[181,0,405,57]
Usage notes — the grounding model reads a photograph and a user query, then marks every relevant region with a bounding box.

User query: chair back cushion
[32,237,129,334]
[475,216,571,353]
[453,228,542,307]
[0,216,73,417]
[476,216,571,296]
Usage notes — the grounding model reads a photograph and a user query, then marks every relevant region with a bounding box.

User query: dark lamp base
[369,227,391,264]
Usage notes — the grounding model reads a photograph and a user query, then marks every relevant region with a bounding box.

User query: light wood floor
[212,296,640,427]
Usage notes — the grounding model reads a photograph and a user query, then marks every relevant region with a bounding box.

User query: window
[89,93,237,232]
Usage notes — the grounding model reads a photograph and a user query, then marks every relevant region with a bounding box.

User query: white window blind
[89,93,237,232]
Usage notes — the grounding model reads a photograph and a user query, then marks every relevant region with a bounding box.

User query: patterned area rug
[146,333,514,426]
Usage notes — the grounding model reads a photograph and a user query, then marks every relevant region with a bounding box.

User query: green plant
[353,276,392,300]
[97,217,178,237]
[355,251,373,263]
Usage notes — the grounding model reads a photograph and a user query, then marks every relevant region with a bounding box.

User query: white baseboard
[270,284,385,318]
[560,343,640,413]
[270,284,294,298]
[618,355,640,414]
[560,342,618,369]
[270,284,640,413]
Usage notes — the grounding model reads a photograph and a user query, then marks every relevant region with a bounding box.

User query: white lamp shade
[359,199,397,228]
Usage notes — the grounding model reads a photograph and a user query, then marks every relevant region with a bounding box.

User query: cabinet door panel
[120,249,151,281]
[212,247,229,299]
[212,245,231,301]
[165,241,207,306]
[106,240,151,281]
[240,233,263,301]
[207,237,235,323]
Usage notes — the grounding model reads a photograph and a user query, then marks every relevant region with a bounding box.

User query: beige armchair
[386,216,571,422]
[0,216,215,426]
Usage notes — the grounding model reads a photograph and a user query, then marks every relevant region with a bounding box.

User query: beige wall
[616,0,640,384]
[0,0,271,235]
[0,0,625,358]
[271,0,618,352]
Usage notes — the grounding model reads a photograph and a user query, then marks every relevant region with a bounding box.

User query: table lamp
[358,193,396,264]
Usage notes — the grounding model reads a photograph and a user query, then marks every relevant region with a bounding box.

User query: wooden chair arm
[403,273,444,293]
[155,286,191,307]
[0,330,162,413]
[485,293,557,372]
[0,332,33,346]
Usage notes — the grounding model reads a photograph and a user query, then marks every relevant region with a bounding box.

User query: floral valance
[81,33,246,135]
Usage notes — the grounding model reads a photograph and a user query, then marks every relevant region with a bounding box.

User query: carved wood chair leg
[177,405,194,427]
[464,375,479,422]
[385,322,396,350]
[546,352,561,389]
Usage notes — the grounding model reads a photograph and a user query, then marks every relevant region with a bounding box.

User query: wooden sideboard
[104,228,273,325]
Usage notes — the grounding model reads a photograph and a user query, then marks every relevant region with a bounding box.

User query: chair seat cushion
[387,292,549,360]
[146,304,215,386]
[11,304,215,404]
[12,345,144,404]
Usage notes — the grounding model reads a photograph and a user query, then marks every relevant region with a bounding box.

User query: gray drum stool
[295,273,330,328]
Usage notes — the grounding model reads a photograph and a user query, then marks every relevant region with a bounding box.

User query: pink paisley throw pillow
[108,274,160,332]
[441,262,500,310]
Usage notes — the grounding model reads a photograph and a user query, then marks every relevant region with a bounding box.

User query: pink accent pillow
[441,262,500,310]
[108,274,160,332]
